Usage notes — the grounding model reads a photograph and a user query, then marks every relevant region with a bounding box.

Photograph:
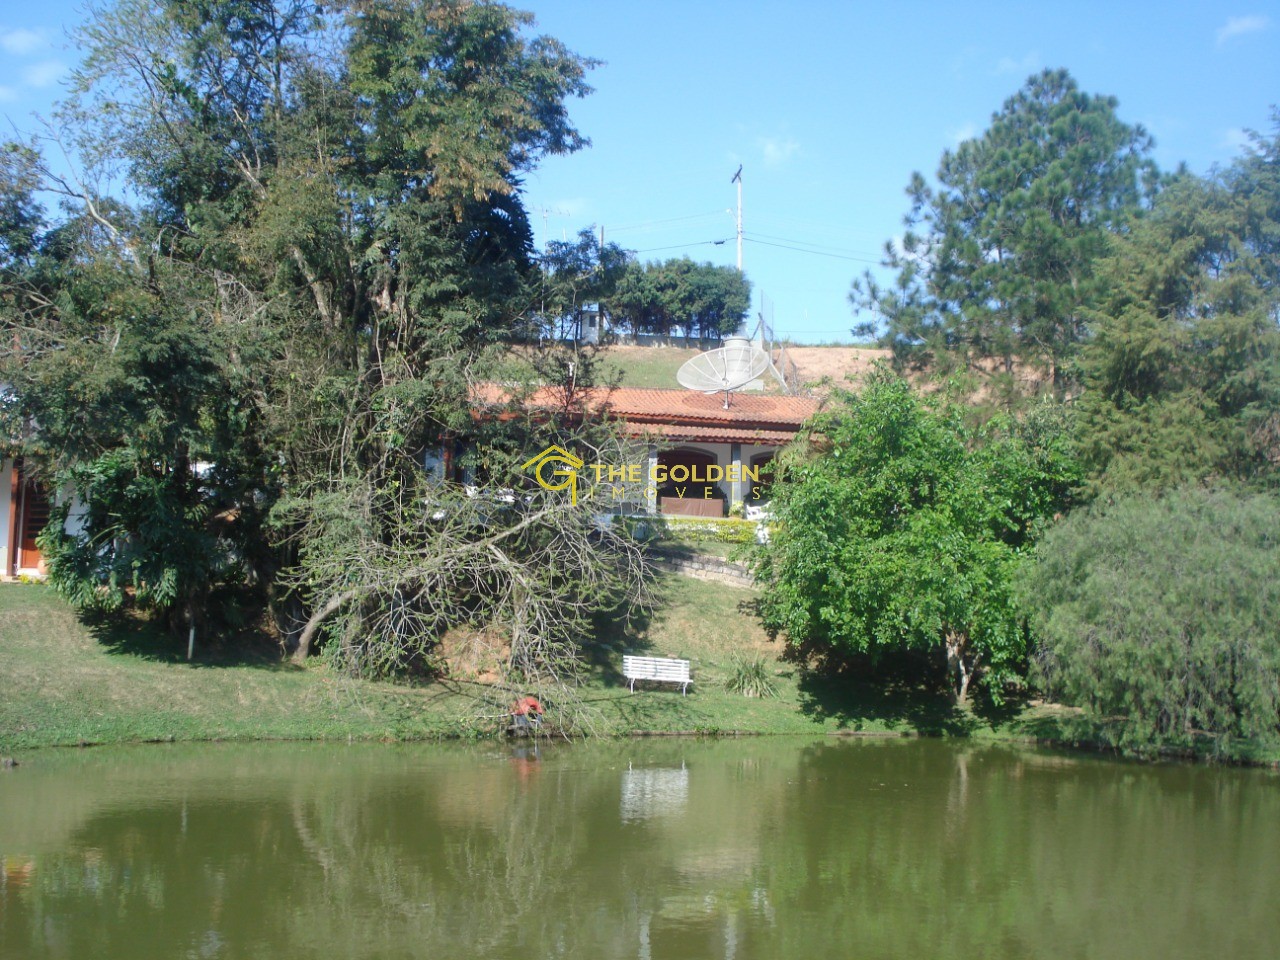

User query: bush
[661,516,759,545]
[1019,488,1280,755]
[614,514,759,546]
[723,655,778,698]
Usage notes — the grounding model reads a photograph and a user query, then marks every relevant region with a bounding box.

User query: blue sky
[3,1,1278,343]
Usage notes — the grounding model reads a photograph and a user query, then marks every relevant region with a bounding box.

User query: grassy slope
[592,576,1084,740]
[486,344,885,393]
[599,346,702,389]
[0,578,1097,755]
[0,586,485,750]
[597,344,893,392]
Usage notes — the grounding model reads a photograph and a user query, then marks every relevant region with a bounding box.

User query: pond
[1,738,1276,959]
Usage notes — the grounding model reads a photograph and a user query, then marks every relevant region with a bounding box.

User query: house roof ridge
[471,381,821,427]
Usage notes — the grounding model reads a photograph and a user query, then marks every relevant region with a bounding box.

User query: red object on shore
[511,696,544,717]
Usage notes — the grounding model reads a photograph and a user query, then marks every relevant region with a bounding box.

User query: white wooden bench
[623,655,692,695]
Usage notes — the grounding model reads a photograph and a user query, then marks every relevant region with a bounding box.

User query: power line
[742,235,883,264]
[745,230,884,261]
[631,238,733,254]
[606,210,727,233]
[750,211,876,239]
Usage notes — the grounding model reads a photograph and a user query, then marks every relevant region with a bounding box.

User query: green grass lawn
[0,578,1100,755]
[472,344,789,392]
[0,585,489,751]
[587,576,1088,740]
[598,345,788,392]
[599,346,700,389]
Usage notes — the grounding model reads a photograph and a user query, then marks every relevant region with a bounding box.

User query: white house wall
[569,440,786,513]
[0,458,13,575]
[1,460,87,577]
[63,490,88,538]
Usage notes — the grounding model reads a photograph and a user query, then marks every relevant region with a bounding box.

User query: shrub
[724,655,778,698]
[614,514,759,546]
[1019,488,1280,755]
[662,517,759,545]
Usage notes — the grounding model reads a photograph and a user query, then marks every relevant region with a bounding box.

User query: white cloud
[759,136,799,169]
[948,122,978,147]
[21,59,65,87]
[0,27,47,56]
[1221,127,1253,152]
[1216,15,1270,46]
[994,52,1040,76]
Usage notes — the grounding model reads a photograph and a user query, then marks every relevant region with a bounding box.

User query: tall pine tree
[854,69,1158,399]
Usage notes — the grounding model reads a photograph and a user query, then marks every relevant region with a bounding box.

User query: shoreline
[4,583,1275,768]
[6,725,1277,772]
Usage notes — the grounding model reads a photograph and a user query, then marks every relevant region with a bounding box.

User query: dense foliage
[609,257,751,339]
[1,1,653,702]
[1020,488,1280,755]
[753,374,1079,701]
[535,227,632,340]
[533,230,751,342]
[1077,127,1280,493]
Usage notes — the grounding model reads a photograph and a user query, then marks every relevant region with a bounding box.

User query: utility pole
[731,165,746,338]
[731,165,743,272]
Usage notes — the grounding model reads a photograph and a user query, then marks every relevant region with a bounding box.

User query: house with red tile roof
[470,384,821,517]
[1,380,819,576]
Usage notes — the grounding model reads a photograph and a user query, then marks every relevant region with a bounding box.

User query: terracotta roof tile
[472,384,820,431]
[620,423,801,445]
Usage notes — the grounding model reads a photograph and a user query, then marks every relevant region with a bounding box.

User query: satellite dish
[676,337,772,407]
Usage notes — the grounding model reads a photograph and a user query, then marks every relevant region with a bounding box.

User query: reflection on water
[0,739,1276,959]
[620,761,688,821]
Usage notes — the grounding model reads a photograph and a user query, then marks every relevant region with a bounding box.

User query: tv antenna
[730,165,743,274]
[676,336,771,408]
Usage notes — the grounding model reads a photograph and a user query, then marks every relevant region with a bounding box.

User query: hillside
[600,343,892,393]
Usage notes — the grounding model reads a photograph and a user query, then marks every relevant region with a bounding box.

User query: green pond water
[0,738,1276,959]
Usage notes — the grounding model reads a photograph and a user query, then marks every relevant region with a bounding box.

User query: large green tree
[1076,121,1280,494]
[2,0,640,683]
[2,139,268,630]
[611,256,751,340]
[536,227,633,340]
[753,373,1079,701]
[854,69,1158,397]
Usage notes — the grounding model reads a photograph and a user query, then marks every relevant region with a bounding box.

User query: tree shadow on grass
[1002,706,1107,746]
[581,682,716,733]
[967,685,1033,728]
[579,573,674,689]
[85,611,301,672]
[794,650,980,737]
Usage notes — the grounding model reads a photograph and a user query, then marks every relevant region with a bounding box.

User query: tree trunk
[945,631,972,704]
[292,588,361,664]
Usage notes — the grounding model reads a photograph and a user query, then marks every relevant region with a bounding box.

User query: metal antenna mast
[730,165,743,272]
